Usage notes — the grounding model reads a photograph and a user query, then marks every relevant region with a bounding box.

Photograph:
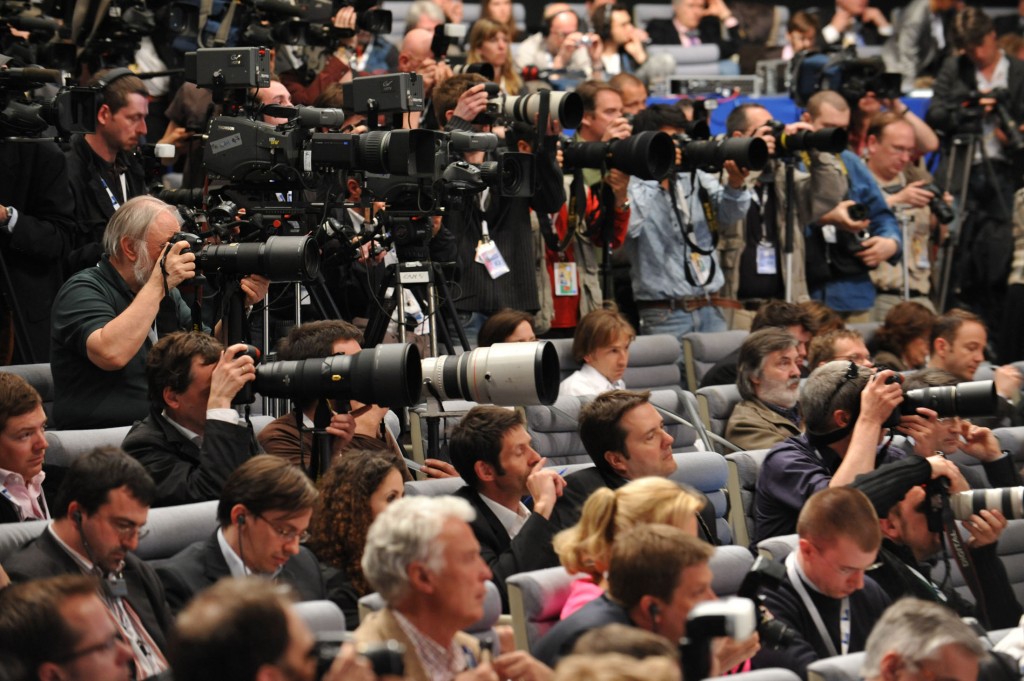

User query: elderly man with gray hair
[861,599,985,681]
[724,328,804,451]
[356,496,553,681]
[49,196,269,428]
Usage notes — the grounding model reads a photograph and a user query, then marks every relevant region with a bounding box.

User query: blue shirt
[626,171,750,300]
[809,150,901,312]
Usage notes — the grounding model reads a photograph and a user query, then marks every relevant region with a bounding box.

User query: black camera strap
[669,172,718,289]
[940,519,991,626]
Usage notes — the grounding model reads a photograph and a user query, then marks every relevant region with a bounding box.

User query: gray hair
[361,495,476,605]
[103,196,181,261]
[860,599,984,678]
[736,328,799,401]
[799,360,871,435]
[407,0,445,27]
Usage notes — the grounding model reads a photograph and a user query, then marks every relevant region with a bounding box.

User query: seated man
[928,308,1022,410]
[153,455,326,614]
[860,599,985,681]
[0,373,51,523]
[50,195,269,428]
[357,495,550,680]
[448,406,565,610]
[0,575,134,681]
[560,307,635,397]
[753,361,908,542]
[121,331,259,507]
[750,487,892,678]
[806,328,874,369]
[646,0,741,73]
[851,453,1024,629]
[549,390,717,544]
[168,577,369,681]
[535,524,758,672]
[3,447,173,679]
[725,328,803,451]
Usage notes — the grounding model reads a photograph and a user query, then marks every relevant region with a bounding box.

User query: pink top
[559,577,604,619]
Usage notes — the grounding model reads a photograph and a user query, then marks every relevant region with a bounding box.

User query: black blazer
[646,16,739,59]
[152,532,328,614]
[453,485,559,611]
[3,530,174,651]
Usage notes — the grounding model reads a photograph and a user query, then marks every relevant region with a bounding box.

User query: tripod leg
[432,263,471,353]
[364,265,400,348]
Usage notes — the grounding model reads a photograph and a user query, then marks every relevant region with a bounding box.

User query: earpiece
[72,510,82,524]
[648,603,660,620]
[237,514,246,526]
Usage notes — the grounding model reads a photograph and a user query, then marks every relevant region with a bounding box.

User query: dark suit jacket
[646,16,739,59]
[453,485,559,611]
[814,10,889,48]
[0,465,63,524]
[3,530,174,651]
[995,14,1024,37]
[153,532,328,614]
[533,594,633,667]
[121,409,258,507]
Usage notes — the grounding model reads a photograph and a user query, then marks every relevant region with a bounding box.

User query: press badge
[475,240,510,279]
[555,262,578,296]
[756,241,777,275]
[821,224,838,244]
[690,252,709,280]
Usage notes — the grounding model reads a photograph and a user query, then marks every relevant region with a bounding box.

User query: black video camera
[735,556,798,650]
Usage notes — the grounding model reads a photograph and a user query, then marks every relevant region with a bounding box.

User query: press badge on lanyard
[475,220,510,279]
[554,262,578,296]
[756,241,777,275]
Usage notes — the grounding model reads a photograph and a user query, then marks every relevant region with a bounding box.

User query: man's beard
[759,377,800,409]
[133,241,154,288]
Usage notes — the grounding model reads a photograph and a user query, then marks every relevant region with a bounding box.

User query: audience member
[0,575,134,681]
[472,0,524,42]
[928,309,1023,407]
[50,196,268,428]
[781,10,819,59]
[554,652,680,681]
[750,487,891,677]
[467,19,522,94]
[153,455,326,614]
[168,577,374,681]
[549,390,718,544]
[536,524,758,671]
[407,0,447,33]
[871,301,935,371]
[477,309,537,346]
[645,0,741,73]
[799,300,845,336]
[590,4,675,86]
[0,373,51,523]
[753,361,907,542]
[3,447,172,679]
[726,328,804,450]
[817,0,893,48]
[553,477,704,618]
[571,623,678,661]
[308,450,406,629]
[65,69,149,274]
[806,329,873,369]
[121,331,258,507]
[560,307,635,397]
[448,406,565,610]
[860,598,985,681]
[882,0,957,90]
[357,495,549,681]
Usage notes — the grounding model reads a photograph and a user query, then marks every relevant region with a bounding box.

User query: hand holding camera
[861,368,905,425]
[152,239,196,291]
[209,343,259,409]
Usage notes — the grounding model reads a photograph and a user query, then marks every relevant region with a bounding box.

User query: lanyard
[785,552,850,657]
[99,173,128,212]
[669,173,717,289]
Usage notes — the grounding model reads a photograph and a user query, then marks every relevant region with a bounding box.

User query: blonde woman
[553,476,705,618]
[467,18,523,94]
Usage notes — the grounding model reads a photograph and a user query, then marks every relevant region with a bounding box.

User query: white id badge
[915,242,930,269]
[822,224,838,244]
[756,241,777,275]
[475,240,510,279]
[690,252,709,280]
[555,261,578,296]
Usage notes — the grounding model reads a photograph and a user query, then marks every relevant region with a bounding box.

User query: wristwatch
[618,200,631,211]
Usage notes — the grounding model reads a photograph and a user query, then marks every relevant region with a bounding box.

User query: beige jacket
[354,608,482,681]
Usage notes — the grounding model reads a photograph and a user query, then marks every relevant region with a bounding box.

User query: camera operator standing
[927,7,1024,345]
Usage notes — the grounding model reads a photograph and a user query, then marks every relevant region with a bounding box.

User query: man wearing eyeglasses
[0,574,134,681]
[750,487,892,678]
[153,455,328,615]
[3,447,174,679]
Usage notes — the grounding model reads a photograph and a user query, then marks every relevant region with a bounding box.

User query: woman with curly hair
[308,450,406,628]
[467,18,523,95]
[872,301,936,371]
[552,476,705,618]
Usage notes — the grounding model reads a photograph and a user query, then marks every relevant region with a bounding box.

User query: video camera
[790,48,902,108]
[314,636,404,681]
[0,61,99,139]
[735,556,798,650]
[680,598,758,681]
[960,88,1024,152]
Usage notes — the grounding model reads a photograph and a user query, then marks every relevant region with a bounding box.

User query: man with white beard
[725,328,804,450]
[50,196,268,428]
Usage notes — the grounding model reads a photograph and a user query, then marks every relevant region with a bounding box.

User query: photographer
[433,74,565,346]
[277,8,357,106]
[926,7,1024,336]
[627,104,751,344]
[516,5,604,79]
[802,91,901,321]
[864,111,948,319]
[50,196,269,429]
[851,451,1024,629]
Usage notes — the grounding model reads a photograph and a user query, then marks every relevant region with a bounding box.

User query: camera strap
[940,519,991,626]
[670,173,717,289]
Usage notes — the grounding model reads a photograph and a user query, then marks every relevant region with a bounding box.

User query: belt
[638,296,744,312]
[877,289,928,298]
[739,298,770,311]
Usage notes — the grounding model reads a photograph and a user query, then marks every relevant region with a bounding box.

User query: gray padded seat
[294,600,347,635]
[682,329,748,393]
[994,427,1024,471]
[933,519,1024,607]
[634,2,673,25]
[134,500,219,561]
[623,334,684,391]
[647,388,710,452]
[756,533,798,562]
[3,363,54,418]
[525,395,590,466]
[659,43,721,66]
[403,476,467,497]
[806,651,866,681]
[710,545,756,596]
[408,399,480,465]
[506,566,578,652]
[847,321,880,348]
[724,449,771,549]
[0,518,46,563]
[730,669,802,681]
[671,451,731,544]
[549,338,576,383]
[697,383,743,444]
[45,426,132,468]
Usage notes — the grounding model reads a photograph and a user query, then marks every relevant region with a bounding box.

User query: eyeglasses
[256,514,310,543]
[59,632,126,662]
[810,542,881,577]
[107,517,149,541]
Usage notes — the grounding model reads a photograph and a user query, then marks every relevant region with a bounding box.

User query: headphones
[593,4,617,42]
[541,9,584,37]
[94,67,139,110]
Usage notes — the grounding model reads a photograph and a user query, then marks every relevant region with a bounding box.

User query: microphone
[0,67,62,84]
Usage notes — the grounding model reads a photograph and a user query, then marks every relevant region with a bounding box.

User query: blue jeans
[448,311,488,350]
[638,305,727,345]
